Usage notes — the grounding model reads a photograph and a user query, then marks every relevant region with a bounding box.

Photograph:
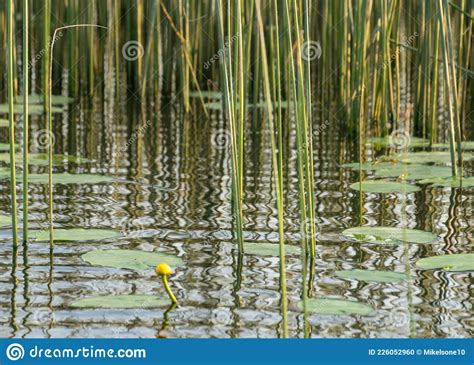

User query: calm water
[0,88,472,338]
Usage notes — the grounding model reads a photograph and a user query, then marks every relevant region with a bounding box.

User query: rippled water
[0,92,472,338]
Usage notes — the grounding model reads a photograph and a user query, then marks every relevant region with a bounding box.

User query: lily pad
[374,164,452,180]
[243,242,300,256]
[15,94,74,105]
[299,298,375,316]
[342,226,437,244]
[349,180,420,193]
[0,143,12,152]
[416,253,474,272]
[204,100,289,111]
[393,151,474,164]
[432,141,474,150]
[71,295,170,308]
[341,161,404,171]
[81,249,183,270]
[335,269,410,283]
[0,215,11,228]
[0,119,8,127]
[0,153,89,166]
[33,228,121,242]
[0,103,64,115]
[419,176,474,188]
[0,173,118,184]
[367,136,430,148]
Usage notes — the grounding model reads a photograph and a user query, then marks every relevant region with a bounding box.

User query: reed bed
[0,0,472,336]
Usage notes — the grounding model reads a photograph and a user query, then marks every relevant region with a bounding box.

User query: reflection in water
[0,70,472,339]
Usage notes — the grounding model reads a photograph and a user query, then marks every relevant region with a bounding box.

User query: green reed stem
[22,0,29,243]
[7,0,19,247]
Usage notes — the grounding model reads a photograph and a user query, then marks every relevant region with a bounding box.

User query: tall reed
[22,0,29,243]
[7,0,19,247]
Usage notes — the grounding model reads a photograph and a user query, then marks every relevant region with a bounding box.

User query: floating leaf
[33,228,121,242]
[335,269,410,283]
[0,172,118,184]
[342,226,437,244]
[0,143,12,152]
[243,242,300,256]
[432,141,474,151]
[204,100,289,111]
[416,253,474,272]
[0,153,90,166]
[300,298,375,315]
[0,103,64,115]
[419,176,474,188]
[71,295,170,308]
[367,136,430,148]
[349,180,420,193]
[82,249,183,270]
[393,151,474,164]
[15,94,74,105]
[374,164,452,180]
[0,119,8,127]
[0,215,11,228]
[341,161,402,171]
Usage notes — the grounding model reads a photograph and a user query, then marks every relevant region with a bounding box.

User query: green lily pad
[432,141,474,150]
[0,215,11,227]
[393,151,474,164]
[0,173,118,184]
[204,100,289,111]
[243,242,300,256]
[299,298,375,316]
[374,164,452,180]
[0,119,8,127]
[71,295,170,308]
[81,249,183,270]
[33,228,121,242]
[419,176,474,188]
[16,94,74,105]
[335,269,410,282]
[416,253,474,272]
[367,136,430,148]
[0,143,12,152]
[0,153,90,166]
[0,103,64,115]
[349,180,420,193]
[342,226,437,244]
[341,161,404,171]
[189,90,222,99]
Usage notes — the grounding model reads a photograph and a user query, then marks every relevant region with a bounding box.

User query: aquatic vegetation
[242,242,300,257]
[367,136,430,148]
[71,295,170,309]
[299,298,375,316]
[416,253,474,272]
[156,263,178,305]
[81,249,183,270]
[0,154,90,166]
[342,227,437,245]
[349,181,420,193]
[0,215,11,228]
[15,94,74,105]
[0,104,64,115]
[374,164,453,180]
[32,229,121,242]
[335,269,410,283]
[393,151,474,164]
[419,176,474,188]
[0,119,8,127]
